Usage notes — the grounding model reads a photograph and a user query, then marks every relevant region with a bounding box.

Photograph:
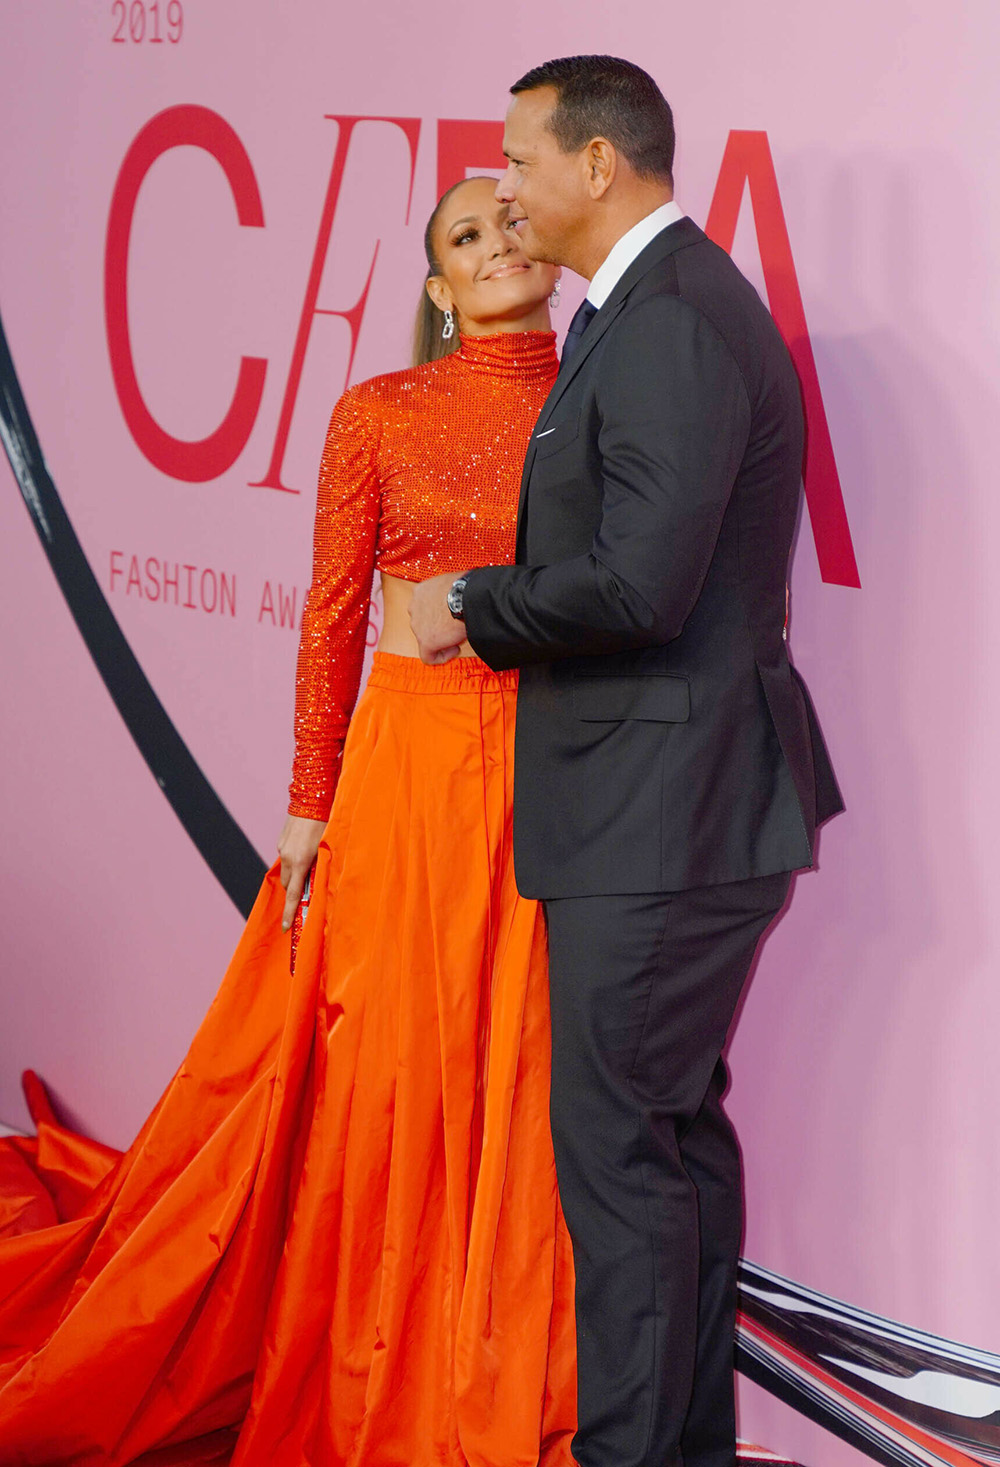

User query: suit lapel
[512,294,628,558]
[515,217,704,558]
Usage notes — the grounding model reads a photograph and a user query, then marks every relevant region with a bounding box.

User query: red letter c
[105,105,267,482]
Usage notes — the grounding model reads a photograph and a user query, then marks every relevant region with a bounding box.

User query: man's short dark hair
[511,55,675,185]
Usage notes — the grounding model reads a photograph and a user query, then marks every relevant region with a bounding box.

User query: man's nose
[495,165,517,203]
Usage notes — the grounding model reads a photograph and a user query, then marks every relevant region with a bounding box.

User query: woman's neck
[460,304,552,337]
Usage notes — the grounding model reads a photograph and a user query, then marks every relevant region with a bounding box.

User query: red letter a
[706,131,861,588]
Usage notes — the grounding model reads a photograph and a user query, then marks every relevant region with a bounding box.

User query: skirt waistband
[367,651,518,695]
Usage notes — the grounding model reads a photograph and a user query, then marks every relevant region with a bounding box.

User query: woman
[0,176,576,1467]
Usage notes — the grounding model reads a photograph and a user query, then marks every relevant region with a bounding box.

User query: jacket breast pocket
[532,415,580,460]
[572,674,691,723]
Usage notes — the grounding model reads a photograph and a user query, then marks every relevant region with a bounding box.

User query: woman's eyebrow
[447,203,509,235]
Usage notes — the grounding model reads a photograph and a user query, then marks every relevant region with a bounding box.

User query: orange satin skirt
[0,652,577,1467]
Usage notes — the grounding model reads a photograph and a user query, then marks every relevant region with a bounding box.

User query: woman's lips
[483,262,531,280]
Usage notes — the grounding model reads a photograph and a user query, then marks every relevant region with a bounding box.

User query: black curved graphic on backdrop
[737,1261,998,1467]
[0,312,266,917]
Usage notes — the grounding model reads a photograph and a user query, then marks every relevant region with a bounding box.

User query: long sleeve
[287,389,381,821]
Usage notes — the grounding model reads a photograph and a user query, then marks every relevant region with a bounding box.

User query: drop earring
[442,308,455,341]
[549,279,562,308]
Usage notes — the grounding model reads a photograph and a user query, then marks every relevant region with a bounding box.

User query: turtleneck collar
[456,330,558,381]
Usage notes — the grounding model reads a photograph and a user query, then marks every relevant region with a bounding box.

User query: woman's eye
[454,229,478,246]
[505,218,520,231]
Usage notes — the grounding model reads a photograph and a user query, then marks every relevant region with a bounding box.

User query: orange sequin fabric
[288,330,558,819]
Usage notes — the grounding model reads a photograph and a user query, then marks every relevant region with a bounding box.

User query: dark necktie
[559,298,598,372]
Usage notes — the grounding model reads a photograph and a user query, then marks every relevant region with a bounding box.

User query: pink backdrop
[3,5,1000,1464]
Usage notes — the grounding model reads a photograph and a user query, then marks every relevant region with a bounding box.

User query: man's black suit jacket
[463,218,843,899]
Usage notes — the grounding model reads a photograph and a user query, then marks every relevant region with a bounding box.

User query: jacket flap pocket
[572,674,690,723]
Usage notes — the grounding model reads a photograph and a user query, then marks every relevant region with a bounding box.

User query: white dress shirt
[587,200,685,308]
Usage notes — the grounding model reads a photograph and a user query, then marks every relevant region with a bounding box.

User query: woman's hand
[277,815,327,932]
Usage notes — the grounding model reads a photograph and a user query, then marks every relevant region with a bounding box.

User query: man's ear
[426,275,453,315]
[586,137,617,200]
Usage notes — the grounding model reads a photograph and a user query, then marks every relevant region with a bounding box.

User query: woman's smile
[482,260,532,281]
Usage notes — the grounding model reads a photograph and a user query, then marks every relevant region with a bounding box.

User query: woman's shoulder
[341,358,447,416]
[325,357,457,448]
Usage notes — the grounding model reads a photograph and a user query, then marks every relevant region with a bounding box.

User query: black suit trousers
[544,871,791,1467]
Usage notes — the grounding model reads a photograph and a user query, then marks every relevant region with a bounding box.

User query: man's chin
[516,224,557,265]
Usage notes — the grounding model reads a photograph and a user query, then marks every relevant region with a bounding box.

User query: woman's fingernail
[281,920,290,932]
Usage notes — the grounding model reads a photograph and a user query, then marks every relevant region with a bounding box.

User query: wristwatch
[447,574,469,620]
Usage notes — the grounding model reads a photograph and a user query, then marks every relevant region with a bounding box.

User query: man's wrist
[447,571,473,620]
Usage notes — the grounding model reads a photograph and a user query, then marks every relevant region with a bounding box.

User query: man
[411,55,842,1467]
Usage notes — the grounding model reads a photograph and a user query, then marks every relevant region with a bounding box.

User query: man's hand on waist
[410,572,468,665]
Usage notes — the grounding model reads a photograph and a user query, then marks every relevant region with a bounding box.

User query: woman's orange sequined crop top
[287,330,558,820]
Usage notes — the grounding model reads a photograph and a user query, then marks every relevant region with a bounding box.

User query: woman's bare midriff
[377,572,478,659]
